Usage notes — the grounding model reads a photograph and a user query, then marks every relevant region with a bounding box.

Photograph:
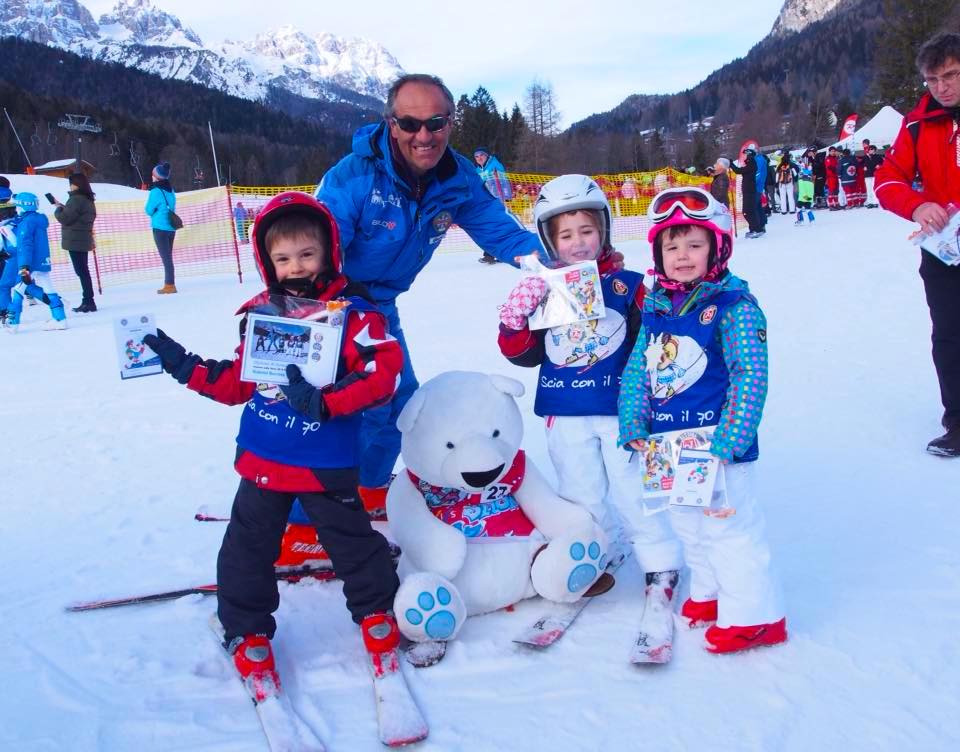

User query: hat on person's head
[152,161,171,180]
[0,186,12,202]
[743,147,756,156]
[473,147,490,157]
[0,176,10,189]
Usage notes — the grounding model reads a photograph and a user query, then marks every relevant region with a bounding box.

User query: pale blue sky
[86,0,785,125]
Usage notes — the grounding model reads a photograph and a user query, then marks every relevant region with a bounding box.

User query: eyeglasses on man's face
[391,115,451,134]
[923,68,960,88]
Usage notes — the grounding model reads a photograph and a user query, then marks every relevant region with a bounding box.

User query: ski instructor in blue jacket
[315,73,542,509]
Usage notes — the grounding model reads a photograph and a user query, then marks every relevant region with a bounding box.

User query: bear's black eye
[446,442,455,449]
[492,429,500,438]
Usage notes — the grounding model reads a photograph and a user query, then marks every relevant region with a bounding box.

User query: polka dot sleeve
[617,322,652,448]
[711,299,768,461]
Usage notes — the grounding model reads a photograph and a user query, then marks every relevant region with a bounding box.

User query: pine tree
[874,0,957,111]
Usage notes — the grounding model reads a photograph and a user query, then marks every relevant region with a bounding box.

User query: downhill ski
[66,564,337,612]
[513,550,630,648]
[210,615,327,752]
[367,646,429,746]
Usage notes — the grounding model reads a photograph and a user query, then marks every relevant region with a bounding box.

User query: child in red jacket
[144,192,404,701]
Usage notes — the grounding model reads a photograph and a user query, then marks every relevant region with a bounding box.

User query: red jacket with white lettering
[875,92,960,221]
[184,279,403,492]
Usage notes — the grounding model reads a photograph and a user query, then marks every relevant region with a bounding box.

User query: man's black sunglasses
[391,115,451,133]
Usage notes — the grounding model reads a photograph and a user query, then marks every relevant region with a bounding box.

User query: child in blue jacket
[6,192,67,333]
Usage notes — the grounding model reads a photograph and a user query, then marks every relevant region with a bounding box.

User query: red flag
[839,114,858,144]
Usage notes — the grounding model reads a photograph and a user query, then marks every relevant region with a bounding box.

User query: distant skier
[618,186,787,654]
[143,192,404,701]
[0,181,19,328]
[5,192,68,333]
[795,167,816,225]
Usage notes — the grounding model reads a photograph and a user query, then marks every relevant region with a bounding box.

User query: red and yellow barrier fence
[43,168,742,293]
[46,186,242,292]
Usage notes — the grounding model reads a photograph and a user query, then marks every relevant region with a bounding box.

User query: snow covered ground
[3,206,959,752]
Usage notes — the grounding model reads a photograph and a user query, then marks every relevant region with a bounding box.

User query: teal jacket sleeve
[710,299,769,461]
[617,323,653,448]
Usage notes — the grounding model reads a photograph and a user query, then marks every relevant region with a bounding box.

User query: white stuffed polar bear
[387,371,609,644]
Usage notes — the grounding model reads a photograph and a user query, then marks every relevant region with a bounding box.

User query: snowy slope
[2,207,959,751]
[0,0,403,103]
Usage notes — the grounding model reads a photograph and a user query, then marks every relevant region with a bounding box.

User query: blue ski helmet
[14,192,39,212]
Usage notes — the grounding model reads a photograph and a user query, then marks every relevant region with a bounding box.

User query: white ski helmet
[533,174,611,261]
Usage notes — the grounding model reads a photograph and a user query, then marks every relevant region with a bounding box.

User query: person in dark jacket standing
[144,161,178,294]
[863,144,884,208]
[709,158,731,207]
[876,31,960,456]
[730,149,765,237]
[53,173,97,312]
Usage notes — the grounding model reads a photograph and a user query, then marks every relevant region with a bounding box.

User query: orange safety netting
[45,186,243,292]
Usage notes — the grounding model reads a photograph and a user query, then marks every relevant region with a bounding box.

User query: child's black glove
[280,364,329,421]
[143,329,201,384]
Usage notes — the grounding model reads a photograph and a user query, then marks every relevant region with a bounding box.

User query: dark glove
[19,266,32,285]
[143,328,201,384]
[0,249,10,261]
[279,364,329,421]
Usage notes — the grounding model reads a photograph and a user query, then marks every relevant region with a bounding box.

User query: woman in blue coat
[144,161,178,294]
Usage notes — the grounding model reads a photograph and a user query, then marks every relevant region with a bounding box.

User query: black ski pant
[217,477,399,642]
[68,250,95,305]
[742,191,763,233]
[920,252,960,431]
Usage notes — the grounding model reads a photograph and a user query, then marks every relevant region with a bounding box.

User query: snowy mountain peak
[1,0,402,106]
[98,0,203,47]
[0,0,99,46]
[770,0,849,37]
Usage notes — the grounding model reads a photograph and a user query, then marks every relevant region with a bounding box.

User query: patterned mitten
[499,276,547,330]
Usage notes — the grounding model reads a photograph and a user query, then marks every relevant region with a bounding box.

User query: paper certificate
[114,313,162,379]
[913,203,960,266]
[240,312,343,388]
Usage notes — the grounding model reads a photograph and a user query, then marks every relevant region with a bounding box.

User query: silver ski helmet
[533,174,612,262]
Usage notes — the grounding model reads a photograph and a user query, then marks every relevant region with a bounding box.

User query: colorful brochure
[521,256,605,331]
[113,313,162,380]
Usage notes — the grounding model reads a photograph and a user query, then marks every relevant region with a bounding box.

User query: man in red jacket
[875,31,960,457]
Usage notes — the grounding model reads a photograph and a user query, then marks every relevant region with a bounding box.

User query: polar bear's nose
[461,465,505,489]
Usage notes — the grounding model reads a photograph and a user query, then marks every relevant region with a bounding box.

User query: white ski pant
[777,184,796,213]
[865,176,876,205]
[669,461,783,628]
[545,415,683,574]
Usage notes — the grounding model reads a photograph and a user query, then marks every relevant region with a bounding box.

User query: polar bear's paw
[530,528,610,604]
[567,540,609,593]
[406,587,457,639]
[395,572,466,643]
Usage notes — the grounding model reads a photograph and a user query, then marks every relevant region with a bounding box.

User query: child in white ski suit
[618,186,786,654]
[497,175,683,628]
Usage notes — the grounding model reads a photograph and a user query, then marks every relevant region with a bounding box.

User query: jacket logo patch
[372,219,397,230]
[699,305,718,325]
[432,211,453,234]
[612,279,628,295]
[757,328,767,342]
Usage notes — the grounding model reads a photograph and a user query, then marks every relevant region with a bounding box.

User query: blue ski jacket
[14,210,52,272]
[316,122,540,303]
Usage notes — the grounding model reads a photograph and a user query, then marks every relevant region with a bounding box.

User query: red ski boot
[704,618,788,654]
[227,634,282,703]
[361,611,401,678]
[680,598,718,628]
[273,523,331,570]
